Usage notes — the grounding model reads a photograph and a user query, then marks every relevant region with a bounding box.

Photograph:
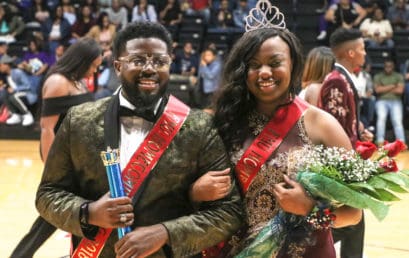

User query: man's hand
[115,224,169,258]
[88,192,134,228]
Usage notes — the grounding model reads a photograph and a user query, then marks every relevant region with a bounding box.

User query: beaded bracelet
[305,201,336,230]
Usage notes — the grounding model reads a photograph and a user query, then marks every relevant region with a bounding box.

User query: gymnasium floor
[1,140,409,258]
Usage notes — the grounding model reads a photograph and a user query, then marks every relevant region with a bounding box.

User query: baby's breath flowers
[294,140,408,221]
[235,141,408,258]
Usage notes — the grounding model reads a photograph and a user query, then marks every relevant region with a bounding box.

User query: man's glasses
[118,54,171,71]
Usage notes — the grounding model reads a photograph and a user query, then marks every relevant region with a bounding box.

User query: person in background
[197,47,222,108]
[233,0,250,31]
[0,41,8,107]
[159,0,183,29]
[208,0,235,32]
[172,41,199,77]
[387,0,409,30]
[35,21,243,257]
[61,0,77,25]
[318,27,373,258]
[103,0,128,30]
[183,0,211,23]
[0,4,25,44]
[359,7,394,48]
[86,11,117,50]
[300,46,335,106]
[325,0,367,37]
[352,61,375,129]
[47,41,66,67]
[71,5,96,42]
[24,0,50,26]
[374,59,406,145]
[0,54,36,127]
[40,5,71,54]
[94,50,120,99]
[9,37,102,258]
[17,37,51,96]
[131,0,158,22]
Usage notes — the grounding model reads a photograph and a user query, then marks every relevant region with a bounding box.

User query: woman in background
[9,37,102,258]
[300,46,335,106]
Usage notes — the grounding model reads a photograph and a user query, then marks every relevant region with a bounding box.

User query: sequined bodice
[231,111,312,235]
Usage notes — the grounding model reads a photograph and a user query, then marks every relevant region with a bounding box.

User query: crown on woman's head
[245,0,286,32]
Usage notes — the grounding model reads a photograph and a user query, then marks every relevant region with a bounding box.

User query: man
[318,28,372,258]
[35,21,243,257]
[374,59,406,145]
[198,47,222,108]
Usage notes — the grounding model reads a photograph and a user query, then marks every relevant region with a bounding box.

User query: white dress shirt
[118,91,161,169]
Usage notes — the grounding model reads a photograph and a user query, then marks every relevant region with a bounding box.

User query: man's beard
[121,79,167,110]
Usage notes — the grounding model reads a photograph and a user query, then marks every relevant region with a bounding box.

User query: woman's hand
[189,168,231,202]
[273,175,315,216]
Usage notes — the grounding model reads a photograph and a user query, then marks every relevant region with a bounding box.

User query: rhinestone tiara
[245,0,286,32]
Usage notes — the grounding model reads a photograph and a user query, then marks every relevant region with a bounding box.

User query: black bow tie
[119,106,156,122]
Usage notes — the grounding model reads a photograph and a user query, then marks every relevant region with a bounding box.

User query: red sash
[72,95,190,258]
[236,97,309,194]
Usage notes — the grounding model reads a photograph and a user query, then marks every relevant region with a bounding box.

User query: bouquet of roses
[236,140,408,258]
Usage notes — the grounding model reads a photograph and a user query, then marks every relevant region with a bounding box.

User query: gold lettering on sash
[256,128,279,151]
[160,114,177,136]
[77,239,99,257]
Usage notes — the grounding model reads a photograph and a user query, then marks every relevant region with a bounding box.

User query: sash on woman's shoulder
[236,97,309,194]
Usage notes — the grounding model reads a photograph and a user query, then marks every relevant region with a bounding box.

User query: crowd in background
[0,0,407,144]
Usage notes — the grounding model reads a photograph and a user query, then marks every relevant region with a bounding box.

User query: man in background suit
[318,27,373,258]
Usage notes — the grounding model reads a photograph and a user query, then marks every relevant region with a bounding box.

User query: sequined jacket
[319,65,360,146]
[35,97,243,258]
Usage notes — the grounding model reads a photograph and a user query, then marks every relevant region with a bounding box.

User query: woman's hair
[96,11,109,28]
[301,46,335,88]
[112,21,173,59]
[214,28,304,152]
[45,37,102,81]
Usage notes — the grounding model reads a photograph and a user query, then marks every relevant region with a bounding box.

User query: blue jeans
[375,99,406,143]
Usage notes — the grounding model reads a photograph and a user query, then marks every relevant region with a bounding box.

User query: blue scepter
[100,147,132,239]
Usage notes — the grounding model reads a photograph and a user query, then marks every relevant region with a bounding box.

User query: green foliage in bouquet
[234,140,408,258]
[295,140,408,221]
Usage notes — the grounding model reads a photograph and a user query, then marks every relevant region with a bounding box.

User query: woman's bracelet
[305,201,336,230]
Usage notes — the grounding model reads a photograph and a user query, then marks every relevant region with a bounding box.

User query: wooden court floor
[1,139,409,258]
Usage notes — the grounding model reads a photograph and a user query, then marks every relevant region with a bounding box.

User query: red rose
[383,140,407,157]
[355,141,377,160]
[379,159,398,172]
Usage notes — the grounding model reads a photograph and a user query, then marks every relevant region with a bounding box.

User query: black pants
[10,216,56,258]
[332,213,365,258]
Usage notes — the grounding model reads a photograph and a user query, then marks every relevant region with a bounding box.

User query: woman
[131,0,158,22]
[18,37,51,94]
[86,12,117,51]
[40,5,72,54]
[40,37,103,161]
[300,46,335,106]
[8,37,103,258]
[191,3,362,257]
[0,4,25,44]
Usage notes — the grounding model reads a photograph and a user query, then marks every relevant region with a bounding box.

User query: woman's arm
[40,74,71,162]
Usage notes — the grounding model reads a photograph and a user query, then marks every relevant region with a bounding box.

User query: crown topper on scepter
[245,0,286,32]
[100,147,132,239]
